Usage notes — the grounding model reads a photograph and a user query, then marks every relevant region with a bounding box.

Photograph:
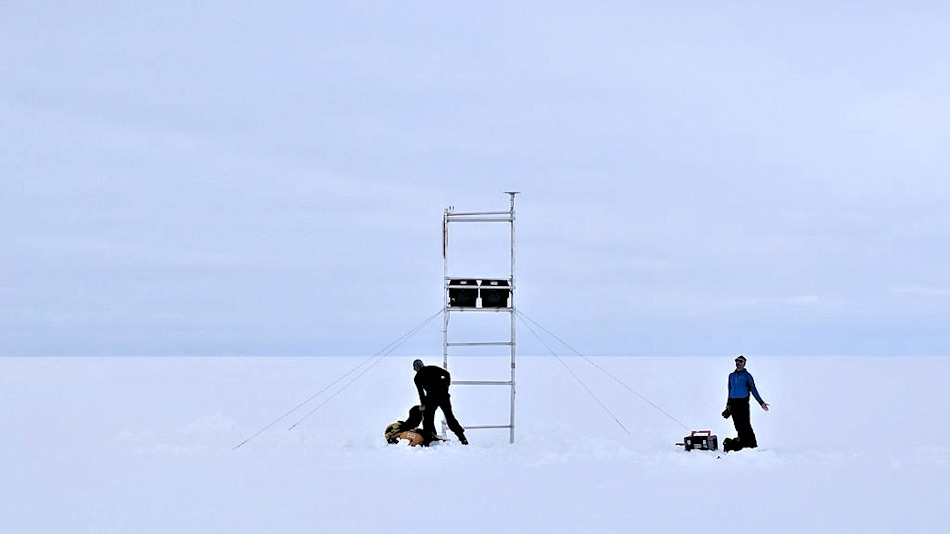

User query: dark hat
[735,355,747,363]
[412,359,424,371]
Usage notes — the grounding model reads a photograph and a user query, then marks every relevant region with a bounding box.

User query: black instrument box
[448,279,478,307]
[680,430,718,451]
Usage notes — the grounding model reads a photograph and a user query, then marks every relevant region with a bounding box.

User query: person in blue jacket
[722,355,769,451]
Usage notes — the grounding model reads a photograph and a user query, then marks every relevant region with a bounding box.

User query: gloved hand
[721,407,731,419]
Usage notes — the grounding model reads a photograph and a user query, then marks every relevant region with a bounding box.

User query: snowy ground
[2,355,947,533]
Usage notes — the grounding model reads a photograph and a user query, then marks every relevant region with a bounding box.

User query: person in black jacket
[412,359,468,445]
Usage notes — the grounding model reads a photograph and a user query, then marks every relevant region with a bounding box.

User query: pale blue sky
[3,2,948,356]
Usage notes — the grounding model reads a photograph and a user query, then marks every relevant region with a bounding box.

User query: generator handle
[690,430,712,436]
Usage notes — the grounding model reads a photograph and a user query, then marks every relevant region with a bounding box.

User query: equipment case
[678,430,718,451]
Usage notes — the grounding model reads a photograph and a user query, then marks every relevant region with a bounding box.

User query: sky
[2,2,949,356]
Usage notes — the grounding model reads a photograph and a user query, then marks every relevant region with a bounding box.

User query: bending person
[412,359,467,445]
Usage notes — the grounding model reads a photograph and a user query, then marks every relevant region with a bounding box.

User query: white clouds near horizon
[2,2,949,356]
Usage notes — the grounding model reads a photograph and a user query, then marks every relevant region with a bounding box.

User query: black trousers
[399,405,424,432]
[728,397,758,448]
[422,394,465,439]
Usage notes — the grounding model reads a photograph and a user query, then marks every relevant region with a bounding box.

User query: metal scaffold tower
[442,192,518,444]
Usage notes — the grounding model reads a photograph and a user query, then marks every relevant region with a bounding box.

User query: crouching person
[384,405,438,447]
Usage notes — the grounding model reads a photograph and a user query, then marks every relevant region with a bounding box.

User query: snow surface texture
[2,356,947,533]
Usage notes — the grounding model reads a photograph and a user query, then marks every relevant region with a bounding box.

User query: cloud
[786,295,820,305]
[727,295,820,307]
[892,286,950,297]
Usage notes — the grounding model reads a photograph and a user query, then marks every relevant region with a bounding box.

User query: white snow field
[2,355,947,533]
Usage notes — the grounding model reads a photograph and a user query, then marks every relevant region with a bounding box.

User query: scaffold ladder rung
[447,341,513,347]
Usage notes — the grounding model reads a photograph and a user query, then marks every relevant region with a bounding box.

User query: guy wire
[285,307,444,431]
[516,314,630,435]
[232,307,444,450]
[517,310,691,432]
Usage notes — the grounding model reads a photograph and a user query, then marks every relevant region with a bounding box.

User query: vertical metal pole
[506,192,518,444]
[442,209,449,440]
[442,209,449,371]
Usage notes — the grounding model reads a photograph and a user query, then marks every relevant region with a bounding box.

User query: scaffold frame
[442,192,518,444]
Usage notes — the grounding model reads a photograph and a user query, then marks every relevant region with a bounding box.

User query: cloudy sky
[3,2,948,356]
